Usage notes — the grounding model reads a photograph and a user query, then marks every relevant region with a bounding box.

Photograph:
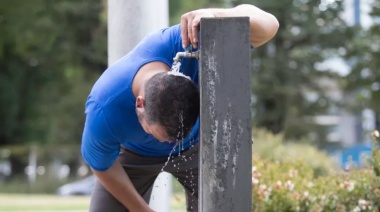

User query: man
[81,4,279,212]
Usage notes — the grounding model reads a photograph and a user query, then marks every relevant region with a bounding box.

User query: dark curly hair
[144,72,199,142]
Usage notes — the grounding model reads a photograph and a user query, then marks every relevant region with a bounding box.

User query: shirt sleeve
[127,24,183,66]
[81,101,120,171]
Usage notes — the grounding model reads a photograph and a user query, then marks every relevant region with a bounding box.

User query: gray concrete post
[199,17,252,212]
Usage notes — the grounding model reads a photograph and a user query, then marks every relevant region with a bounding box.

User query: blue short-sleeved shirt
[81,25,199,171]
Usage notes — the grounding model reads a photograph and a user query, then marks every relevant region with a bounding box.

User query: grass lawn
[0,193,186,212]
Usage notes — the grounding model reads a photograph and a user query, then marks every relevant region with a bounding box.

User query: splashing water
[161,141,180,172]
[161,110,187,171]
[174,110,186,153]
[179,111,185,151]
[167,71,190,80]
[171,61,181,72]
[168,61,191,80]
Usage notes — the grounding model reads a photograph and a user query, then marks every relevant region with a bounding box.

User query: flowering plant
[252,130,380,211]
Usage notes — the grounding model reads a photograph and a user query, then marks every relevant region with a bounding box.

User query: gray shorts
[89,142,199,212]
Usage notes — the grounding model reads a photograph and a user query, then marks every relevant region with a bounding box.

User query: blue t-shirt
[81,25,199,171]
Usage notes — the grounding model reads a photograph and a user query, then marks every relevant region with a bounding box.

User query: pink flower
[285,180,295,191]
[340,181,355,192]
[303,191,310,200]
[252,177,259,185]
[358,199,371,210]
[275,181,282,189]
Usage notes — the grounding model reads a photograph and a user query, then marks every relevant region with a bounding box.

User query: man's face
[136,110,171,142]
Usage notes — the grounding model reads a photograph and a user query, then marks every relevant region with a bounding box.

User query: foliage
[252,130,380,211]
[344,0,380,127]
[253,129,337,177]
[229,0,353,141]
[0,0,374,162]
[169,0,227,25]
[0,175,73,194]
[168,0,355,142]
[0,0,106,146]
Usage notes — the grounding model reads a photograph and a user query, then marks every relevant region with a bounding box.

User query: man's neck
[132,61,170,97]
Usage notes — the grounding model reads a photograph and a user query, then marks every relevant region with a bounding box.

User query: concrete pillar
[148,172,173,211]
[199,17,252,212]
[108,0,169,65]
[107,1,171,211]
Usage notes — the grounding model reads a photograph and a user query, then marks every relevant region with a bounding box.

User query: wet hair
[144,72,199,141]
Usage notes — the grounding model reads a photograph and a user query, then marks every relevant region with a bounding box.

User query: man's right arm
[82,102,155,212]
[92,160,154,212]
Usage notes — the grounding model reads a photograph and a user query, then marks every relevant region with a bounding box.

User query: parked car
[56,175,96,196]
[0,160,11,181]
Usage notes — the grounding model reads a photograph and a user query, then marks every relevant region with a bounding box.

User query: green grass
[0,193,90,211]
[0,193,186,212]
[0,176,187,211]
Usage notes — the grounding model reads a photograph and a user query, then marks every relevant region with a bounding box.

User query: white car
[56,175,95,196]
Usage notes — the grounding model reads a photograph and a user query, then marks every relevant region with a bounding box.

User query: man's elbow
[252,14,279,47]
[266,14,280,40]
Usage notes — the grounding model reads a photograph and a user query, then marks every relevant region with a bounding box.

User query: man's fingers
[181,15,189,49]
[181,11,207,49]
[187,18,193,48]
[192,17,200,48]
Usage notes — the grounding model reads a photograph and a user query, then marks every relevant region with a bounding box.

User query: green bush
[252,129,380,211]
[0,176,74,194]
[253,129,338,177]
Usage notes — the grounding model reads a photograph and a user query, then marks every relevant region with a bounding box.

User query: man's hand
[180,5,279,48]
[92,160,156,212]
[180,9,215,49]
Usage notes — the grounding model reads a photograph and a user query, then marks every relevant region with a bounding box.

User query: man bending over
[81,4,279,212]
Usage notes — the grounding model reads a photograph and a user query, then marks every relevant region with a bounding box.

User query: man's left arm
[180,4,279,48]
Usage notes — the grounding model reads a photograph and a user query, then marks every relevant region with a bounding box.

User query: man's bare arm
[92,160,155,212]
[181,4,279,48]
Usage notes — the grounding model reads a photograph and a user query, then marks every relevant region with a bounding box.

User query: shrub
[251,129,380,211]
[253,129,338,177]
[0,175,72,194]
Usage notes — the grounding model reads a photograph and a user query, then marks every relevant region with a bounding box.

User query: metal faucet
[173,47,199,62]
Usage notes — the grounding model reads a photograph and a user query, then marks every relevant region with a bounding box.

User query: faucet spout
[173,51,199,62]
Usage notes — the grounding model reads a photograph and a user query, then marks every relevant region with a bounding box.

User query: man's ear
[136,96,145,109]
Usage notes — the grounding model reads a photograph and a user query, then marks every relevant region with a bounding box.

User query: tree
[169,0,355,142]
[345,0,380,129]
[230,0,354,142]
[169,0,227,25]
[1,0,357,147]
[0,0,107,146]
